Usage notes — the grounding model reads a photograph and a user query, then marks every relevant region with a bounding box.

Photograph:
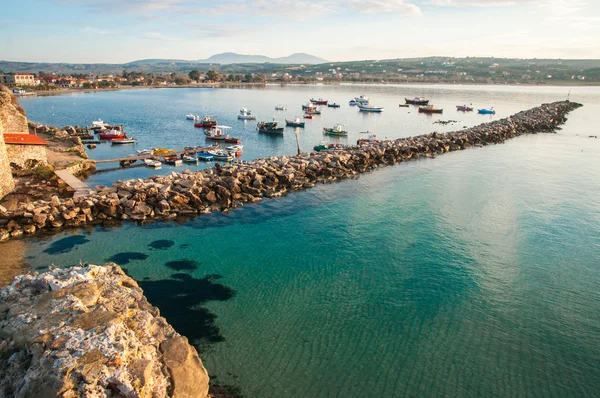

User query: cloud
[348,0,423,15]
[143,32,177,41]
[81,26,109,35]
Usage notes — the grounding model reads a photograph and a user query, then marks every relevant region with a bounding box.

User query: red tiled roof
[3,134,48,146]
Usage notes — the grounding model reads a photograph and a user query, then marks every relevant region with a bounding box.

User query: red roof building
[3,134,48,145]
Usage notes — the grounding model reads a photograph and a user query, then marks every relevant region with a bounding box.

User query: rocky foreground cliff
[0,264,210,397]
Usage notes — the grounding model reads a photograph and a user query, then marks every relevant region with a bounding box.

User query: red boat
[310,98,328,105]
[303,114,315,119]
[224,137,241,144]
[194,116,217,128]
[98,130,126,140]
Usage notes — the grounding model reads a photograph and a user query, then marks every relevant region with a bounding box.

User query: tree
[188,70,201,82]
[206,70,221,82]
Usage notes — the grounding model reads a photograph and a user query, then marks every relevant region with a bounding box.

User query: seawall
[0,100,582,241]
[0,263,210,397]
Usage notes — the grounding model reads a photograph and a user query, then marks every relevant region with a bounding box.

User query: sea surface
[15,84,600,397]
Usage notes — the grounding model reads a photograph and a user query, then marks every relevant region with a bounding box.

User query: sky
[2,0,600,63]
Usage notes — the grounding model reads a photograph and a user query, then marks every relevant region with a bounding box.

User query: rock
[22,225,36,234]
[160,336,210,398]
[204,190,217,203]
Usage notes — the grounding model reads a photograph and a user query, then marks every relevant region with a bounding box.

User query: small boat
[208,150,234,161]
[257,121,284,134]
[302,103,317,111]
[182,154,198,164]
[357,104,384,112]
[144,159,162,168]
[303,114,315,119]
[349,99,358,106]
[163,156,182,166]
[197,152,214,161]
[111,137,136,145]
[194,116,218,128]
[274,104,286,111]
[304,108,321,115]
[357,133,380,144]
[418,105,443,114]
[405,97,429,105]
[323,124,348,136]
[478,108,496,115]
[205,125,230,140]
[91,119,108,129]
[354,95,370,105]
[224,137,241,144]
[137,149,154,155]
[238,108,256,120]
[314,143,344,152]
[286,118,305,128]
[98,130,126,140]
[327,103,341,108]
[186,114,199,120]
[456,105,474,112]
[398,104,409,108]
[225,144,243,151]
[310,98,328,105]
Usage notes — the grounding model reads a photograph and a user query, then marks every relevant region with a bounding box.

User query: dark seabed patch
[179,244,190,249]
[107,252,149,265]
[138,273,236,347]
[165,259,201,271]
[148,239,175,250]
[43,235,90,255]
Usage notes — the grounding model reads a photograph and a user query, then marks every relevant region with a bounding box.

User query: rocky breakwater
[0,100,582,241]
[0,263,210,397]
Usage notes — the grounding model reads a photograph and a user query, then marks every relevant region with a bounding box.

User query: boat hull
[405,98,430,105]
[194,121,217,128]
[418,107,443,114]
[258,128,284,134]
[310,99,328,105]
[286,120,305,128]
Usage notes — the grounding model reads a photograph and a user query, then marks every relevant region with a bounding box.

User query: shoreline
[0,100,582,244]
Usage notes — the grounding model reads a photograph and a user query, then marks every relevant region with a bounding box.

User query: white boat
[349,99,358,106]
[182,155,198,163]
[91,119,108,129]
[238,108,256,120]
[354,95,370,104]
[186,114,199,120]
[275,104,286,111]
[137,149,154,155]
[208,150,233,161]
[144,159,162,168]
[205,125,231,140]
[225,144,243,151]
[357,104,384,112]
[111,137,136,145]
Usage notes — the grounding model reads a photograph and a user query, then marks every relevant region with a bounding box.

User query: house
[0,74,36,86]
[3,133,49,168]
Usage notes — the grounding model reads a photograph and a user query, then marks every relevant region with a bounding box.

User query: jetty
[0,101,583,241]
[54,169,92,198]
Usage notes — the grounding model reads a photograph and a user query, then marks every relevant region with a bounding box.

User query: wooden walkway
[54,170,92,198]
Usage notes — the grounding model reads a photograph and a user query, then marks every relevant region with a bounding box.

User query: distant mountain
[198,52,327,65]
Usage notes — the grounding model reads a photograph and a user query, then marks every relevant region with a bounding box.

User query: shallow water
[15,85,600,397]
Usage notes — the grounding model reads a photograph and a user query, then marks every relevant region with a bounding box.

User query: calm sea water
[16,85,600,397]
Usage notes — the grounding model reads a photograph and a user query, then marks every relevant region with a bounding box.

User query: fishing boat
[354,95,370,105]
[91,119,108,130]
[302,102,317,111]
[137,149,154,155]
[456,105,474,112]
[163,156,182,166]
[274,104,286,111]
[225,144,243,152]
[238,108,256,120]
[208,150,233,161]
[327,103,341,108]
[478,108,496,115]
[399,104,409,108]
[144,159,162,168]
[357,133,380,144]
[405,97,430,105]
[349,99,358,106]
[224,137,242,144]
[182,154,198,164]
[418,105,443,114]
[194,116,217,128]
[111,137,136,145]
[257,121,284,134]
[98,130,126,140]
[286,118,305,128]
[186,114,199,120]
[304,108,321,115]
[323,124,348,136]
[357,104,384,112]
[197,152,214,161]
[204,125,230,140]
[310,98,328,105]
[303,114,315,119]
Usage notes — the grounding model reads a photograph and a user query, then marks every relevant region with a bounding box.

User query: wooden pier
[54,170,92,198]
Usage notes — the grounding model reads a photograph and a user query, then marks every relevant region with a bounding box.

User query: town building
[0,74,36,86]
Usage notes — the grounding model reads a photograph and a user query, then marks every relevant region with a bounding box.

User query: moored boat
[304,108,321,115]
[111,137,135,145]
[286,118,305,128]
[224,137,241,144]
[137,149,154,155]
[144,159,162,168]
[478,108,496,115]
[194,116,218,128]
[323,124,348,136]
[274,104,286,111]
[314,143,344,151]
[303,114,315,119]
[196,152,214,161]
[357,133,380,144]
[186,114,199,120]
[405,97,429,105]
[205,125,231,140]
[357,104,384,112]
[349,99,358,106]
[302,102,316,111]
[257,121,284,134]
[354,95,370,105]
[225,144,243,152]
[91,119,108,130]
[98,130,126,140]
[310,98,328,105]
[182,154,198,164]
[163,156,182,166]
[418,105,443,114]
[238,108,256,120]
[456,105,474,112]
[327,103,341,108]
[208,150,234,161]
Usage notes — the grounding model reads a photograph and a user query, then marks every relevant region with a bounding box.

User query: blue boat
[196,152,214,161]
[478,108,496,115]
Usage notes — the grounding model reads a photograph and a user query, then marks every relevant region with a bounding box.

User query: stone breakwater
[0,101,582,241]
[0,263,210,397]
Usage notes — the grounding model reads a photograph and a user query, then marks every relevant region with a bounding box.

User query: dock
[54,170,92,198]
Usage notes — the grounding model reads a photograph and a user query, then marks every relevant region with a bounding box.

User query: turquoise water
[15,85,600,397]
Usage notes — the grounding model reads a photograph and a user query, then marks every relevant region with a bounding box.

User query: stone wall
[6,144,48,168]
[0,91,28,134]
[0,263,210,397]
[0,125,15,199]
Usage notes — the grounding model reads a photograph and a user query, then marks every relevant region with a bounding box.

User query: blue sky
[2,0,600,63]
